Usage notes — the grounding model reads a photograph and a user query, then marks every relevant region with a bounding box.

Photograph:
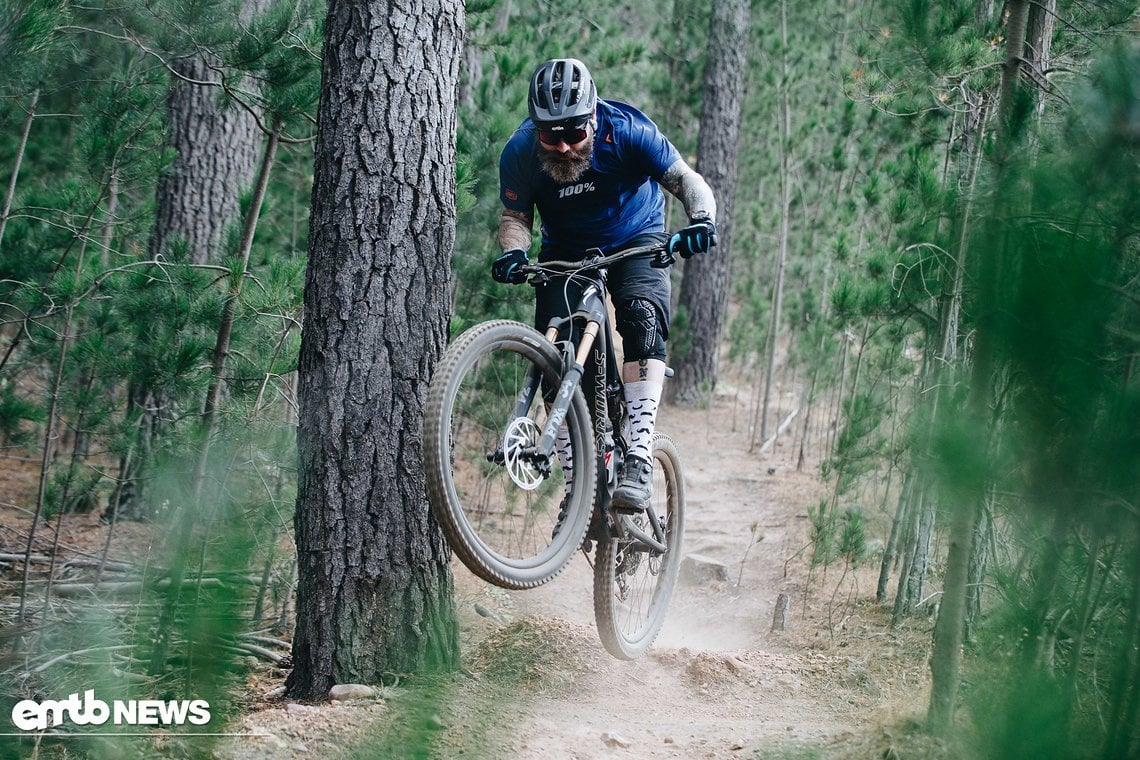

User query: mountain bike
[423,240,686,659]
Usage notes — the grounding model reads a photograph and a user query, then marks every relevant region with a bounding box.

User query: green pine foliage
[839,1,1139,752]
[1,0,1137,751]
[0,2,319,745]
[705,0,1138,746]
[957,39,1139,756]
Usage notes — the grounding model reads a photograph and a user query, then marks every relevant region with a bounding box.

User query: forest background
[0,0,1138,757]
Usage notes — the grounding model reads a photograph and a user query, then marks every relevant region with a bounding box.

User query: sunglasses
[537,124,590,146]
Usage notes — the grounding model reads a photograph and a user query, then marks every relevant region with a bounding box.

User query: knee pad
[615,298,667,362]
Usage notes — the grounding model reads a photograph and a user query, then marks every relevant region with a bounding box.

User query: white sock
[623,380,662,463]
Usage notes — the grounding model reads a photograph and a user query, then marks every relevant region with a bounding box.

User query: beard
[537,137,594,184]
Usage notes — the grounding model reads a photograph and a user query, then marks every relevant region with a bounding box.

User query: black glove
[491,248,529,284]
[668,217,718,259]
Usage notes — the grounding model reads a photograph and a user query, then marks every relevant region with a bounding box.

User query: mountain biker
[492,57,718,512]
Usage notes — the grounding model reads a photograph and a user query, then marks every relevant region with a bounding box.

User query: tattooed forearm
[661,159,717,223]
[498,208,534,252]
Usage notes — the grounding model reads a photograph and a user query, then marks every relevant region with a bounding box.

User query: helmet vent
[535,69,549,109]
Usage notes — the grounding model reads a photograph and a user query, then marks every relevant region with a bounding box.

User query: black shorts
[533,232,671,360]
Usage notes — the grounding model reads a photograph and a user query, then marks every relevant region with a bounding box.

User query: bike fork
[530,322,600,458]
[500,321,601,469]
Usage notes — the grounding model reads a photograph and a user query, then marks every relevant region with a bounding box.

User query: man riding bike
[492,57,718,512]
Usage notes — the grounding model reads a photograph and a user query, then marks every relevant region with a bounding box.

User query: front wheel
[593,433,686,659]
[424,320,596,590]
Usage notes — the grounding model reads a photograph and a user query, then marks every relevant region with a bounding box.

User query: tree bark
[996,0,1031,150]
[1025,0,1056,79]
[878,467,913,604]
[150,55,263,265]
[149,128,281,673]
[975,0,997,30]
[669,0,749,404]
[1025,0,1056,120]
[927,489,978,733]
[287,0,463,699]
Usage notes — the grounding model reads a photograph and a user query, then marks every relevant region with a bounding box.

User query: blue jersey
[499,99,681,252]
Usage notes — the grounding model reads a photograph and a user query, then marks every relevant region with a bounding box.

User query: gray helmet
[528,58,597,125]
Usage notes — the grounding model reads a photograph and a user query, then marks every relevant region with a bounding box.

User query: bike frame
[512,244,674,554]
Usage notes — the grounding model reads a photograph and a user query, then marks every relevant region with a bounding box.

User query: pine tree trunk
[669,0,749,404]
[975,0,997,29]
[113,7,267,519]
[928,0,1032,734]
[0,89,37,252]
[878,467,913,604]
[893,480,935,625]
[287,0,463,699]
[758,0,793,439]
[150,55,263,265]
[997,0,1032,149]
[965,488,994,640]
[1025,0,1056,105]
[927,492,978,733]
[150,129,281,673]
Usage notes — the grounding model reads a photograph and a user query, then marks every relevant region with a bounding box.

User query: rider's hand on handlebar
[491,248,529,284]
[668,216,718,259]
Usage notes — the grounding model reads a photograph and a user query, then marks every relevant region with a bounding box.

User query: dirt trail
[221,382,932,759]
[0,369,932,757]
[457,388,863,759]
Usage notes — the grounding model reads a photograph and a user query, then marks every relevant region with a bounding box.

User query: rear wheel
[593,433,685,659]
[424,320,595,589]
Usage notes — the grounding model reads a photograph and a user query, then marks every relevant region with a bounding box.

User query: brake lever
[650,248,675,269]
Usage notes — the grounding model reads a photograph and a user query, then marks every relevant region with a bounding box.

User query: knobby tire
[424,320,595,589]
[593,433,686,659]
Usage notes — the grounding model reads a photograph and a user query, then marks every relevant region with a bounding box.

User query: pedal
[609,491,648,515]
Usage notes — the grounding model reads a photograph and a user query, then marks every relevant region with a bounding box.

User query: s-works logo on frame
[10,690,211,731]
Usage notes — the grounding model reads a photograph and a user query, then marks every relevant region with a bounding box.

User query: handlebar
[517,240,673,282]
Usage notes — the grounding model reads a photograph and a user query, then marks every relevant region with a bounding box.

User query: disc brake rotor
[502,416,545,491]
